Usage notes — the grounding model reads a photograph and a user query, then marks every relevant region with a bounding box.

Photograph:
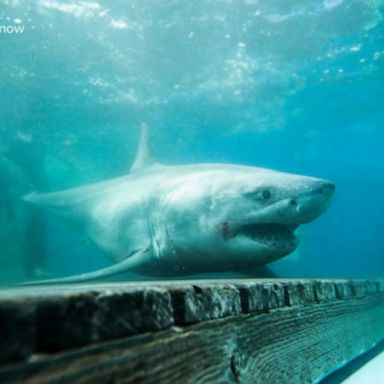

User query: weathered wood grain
[0,279,383,384]
[0,300,35,364]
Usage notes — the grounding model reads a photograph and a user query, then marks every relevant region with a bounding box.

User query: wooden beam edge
[0,279,383,366]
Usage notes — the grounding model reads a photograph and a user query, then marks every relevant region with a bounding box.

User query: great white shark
[24,124,335,283]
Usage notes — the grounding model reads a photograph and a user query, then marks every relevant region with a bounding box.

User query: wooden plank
[169,283,242,324]
[0,279,383,383]
[0,300,36,364]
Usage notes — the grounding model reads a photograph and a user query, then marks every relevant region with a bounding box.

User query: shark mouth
[237,223,298,249]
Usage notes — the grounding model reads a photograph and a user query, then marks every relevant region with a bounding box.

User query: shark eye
[244,189,272,201]
[262,190,272,200]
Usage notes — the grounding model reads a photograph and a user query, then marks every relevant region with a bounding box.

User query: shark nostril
[290,199,301,212]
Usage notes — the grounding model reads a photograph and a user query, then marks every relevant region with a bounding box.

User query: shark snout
[290,179,335,223]
[238,179,335,227]
[312,180,335,195]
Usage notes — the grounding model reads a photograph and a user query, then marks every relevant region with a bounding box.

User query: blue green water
[0,0,383,283]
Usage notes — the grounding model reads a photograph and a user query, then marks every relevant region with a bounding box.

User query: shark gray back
[24,124,335,283]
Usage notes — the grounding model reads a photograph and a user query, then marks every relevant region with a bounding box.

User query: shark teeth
[237,223,297,249]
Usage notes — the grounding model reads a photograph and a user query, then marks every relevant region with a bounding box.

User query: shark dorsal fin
[130,122,155,172]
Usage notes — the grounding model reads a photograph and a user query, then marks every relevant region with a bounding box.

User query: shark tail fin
[22,188,96,225]
[23,191,44,205]
[23,191,61,213]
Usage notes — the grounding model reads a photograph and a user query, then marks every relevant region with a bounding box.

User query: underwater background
[0,0,383,283]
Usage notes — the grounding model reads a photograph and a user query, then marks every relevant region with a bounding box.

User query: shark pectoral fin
[19,247,151,285]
